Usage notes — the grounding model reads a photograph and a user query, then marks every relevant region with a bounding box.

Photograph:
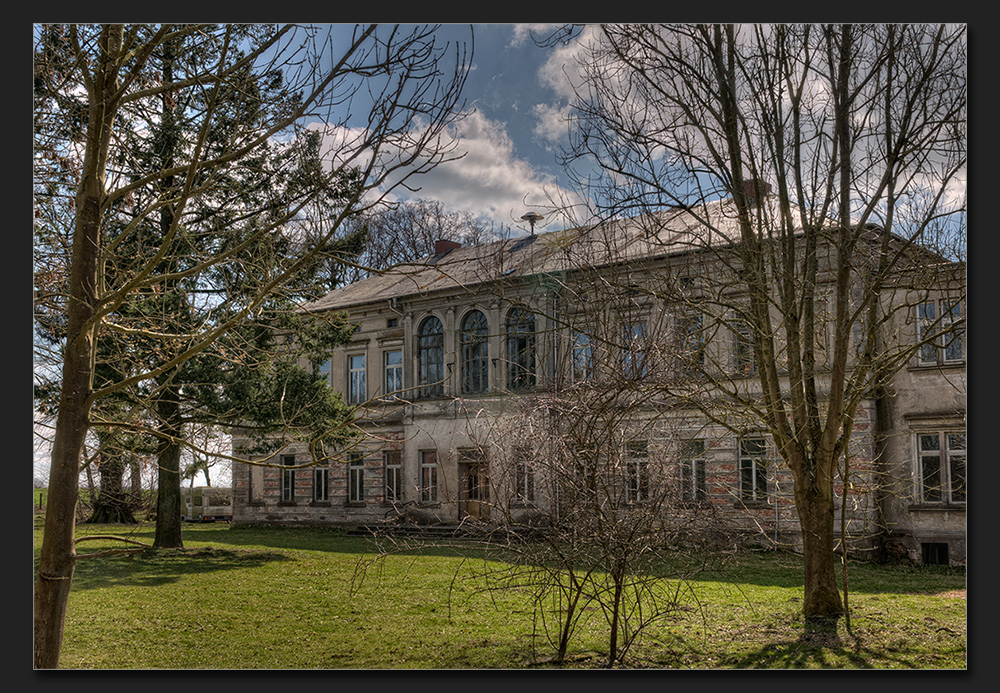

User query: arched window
[461,310,489,394]
[417,315,444,397]
[505,308,536,390]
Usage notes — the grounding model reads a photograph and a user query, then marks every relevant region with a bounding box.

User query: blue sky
[360,23,589,235]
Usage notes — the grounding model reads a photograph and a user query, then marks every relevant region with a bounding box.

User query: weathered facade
[232,196,966,565]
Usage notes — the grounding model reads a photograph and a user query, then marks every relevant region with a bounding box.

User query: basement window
[921,542,949,565]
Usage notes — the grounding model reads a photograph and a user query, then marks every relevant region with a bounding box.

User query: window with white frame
[418,316,445,397]
[348,353,366,404]
[420,450,438,502]
[624,440,649,503]
[623,320,650,380]
[384,450,402,502]
[739,437,768,503]
[571,329,594,382]
[734,321,756,375]
[313,463,329,502]
[461,310,490,394]
[317,359,332,387]
[917,299,964,366]
[678,309,705,373]
[917,431,966,504]
[514,458,535,504]
[348,453,365,503]
[506,308,536,390]
[280,455,296,503]
[384,349,403,397]
[680,439,707,502]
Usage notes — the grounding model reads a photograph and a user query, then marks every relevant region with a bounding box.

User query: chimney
[434,239,461,255]
[741,179,772,207]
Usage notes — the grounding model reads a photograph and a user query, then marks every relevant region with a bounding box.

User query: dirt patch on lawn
[936,589,966,599]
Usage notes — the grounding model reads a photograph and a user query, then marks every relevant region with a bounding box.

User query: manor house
[231,192,966,565]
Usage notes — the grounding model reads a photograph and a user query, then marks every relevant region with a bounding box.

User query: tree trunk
[87,446,137,524]
[33,390,87,669]
[795,487,845,620]
[130,456,142,509]
[34,26,121,664]
[154,388,184,548]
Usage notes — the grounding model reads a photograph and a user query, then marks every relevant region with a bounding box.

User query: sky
[362,23,591,236]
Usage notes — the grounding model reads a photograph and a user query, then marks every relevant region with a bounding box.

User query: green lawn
[33,518,966,669]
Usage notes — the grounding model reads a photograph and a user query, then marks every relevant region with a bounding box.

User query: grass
[32,516,966,669]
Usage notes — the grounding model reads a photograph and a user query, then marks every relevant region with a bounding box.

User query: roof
[299,196,903,314]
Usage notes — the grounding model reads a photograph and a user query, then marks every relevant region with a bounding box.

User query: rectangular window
[317,359,332,387]
[624,440,649,503]
[384,450,402,502]
[680,439,707,502]
[348,453,365,503]
[679,310,705,373]
[248,461,265,503]
[917,302,937,363]
[739,437,767,503]
[918,431,966,504]
[942,301,963,363]
[623,321,649,380]
[420,450,438,502]
[734,321,756,375]
[384,349,403,397]
[515,460,535,503]
[348,353,367,404]
[280,455,296,503]
[918,299,964,365]
[314,464,329,502]
[571,330,594,382]
[506,309,536,391]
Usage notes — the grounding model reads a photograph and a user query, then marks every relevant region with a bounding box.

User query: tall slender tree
[33,23,471,668]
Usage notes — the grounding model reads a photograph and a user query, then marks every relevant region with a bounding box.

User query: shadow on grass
[69,546,290,591]
[681,549,965,596]
[204,525,499,561]
[719,617,928,669]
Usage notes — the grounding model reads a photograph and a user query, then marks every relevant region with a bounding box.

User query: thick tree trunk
[795,488,845,619]
[154,390,184,548]
[34,146,104,670]
[33,394,87,669]
[87,447,137,524]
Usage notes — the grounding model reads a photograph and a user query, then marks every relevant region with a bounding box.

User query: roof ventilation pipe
[521,211,544,236]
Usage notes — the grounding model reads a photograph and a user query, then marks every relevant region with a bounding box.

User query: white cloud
[313,111,583,231]
[419,110,568,223]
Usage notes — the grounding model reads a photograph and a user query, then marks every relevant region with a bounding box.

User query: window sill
[310,501,331,507]
[907,503,966,512]
[735,500,770,509]
[908,362,965,373]
[277,501,297,507]
[345,501,366,508]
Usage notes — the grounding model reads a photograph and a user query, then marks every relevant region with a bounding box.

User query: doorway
[458,449,489,520]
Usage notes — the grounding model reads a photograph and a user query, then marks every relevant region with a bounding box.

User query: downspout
[388,296,404,320]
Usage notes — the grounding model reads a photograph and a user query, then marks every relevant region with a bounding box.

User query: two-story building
[231,194,966,565]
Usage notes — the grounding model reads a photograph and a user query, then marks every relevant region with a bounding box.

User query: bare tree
[555,23,966,622]
[32,23,471,668]
[334,198,503,285]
